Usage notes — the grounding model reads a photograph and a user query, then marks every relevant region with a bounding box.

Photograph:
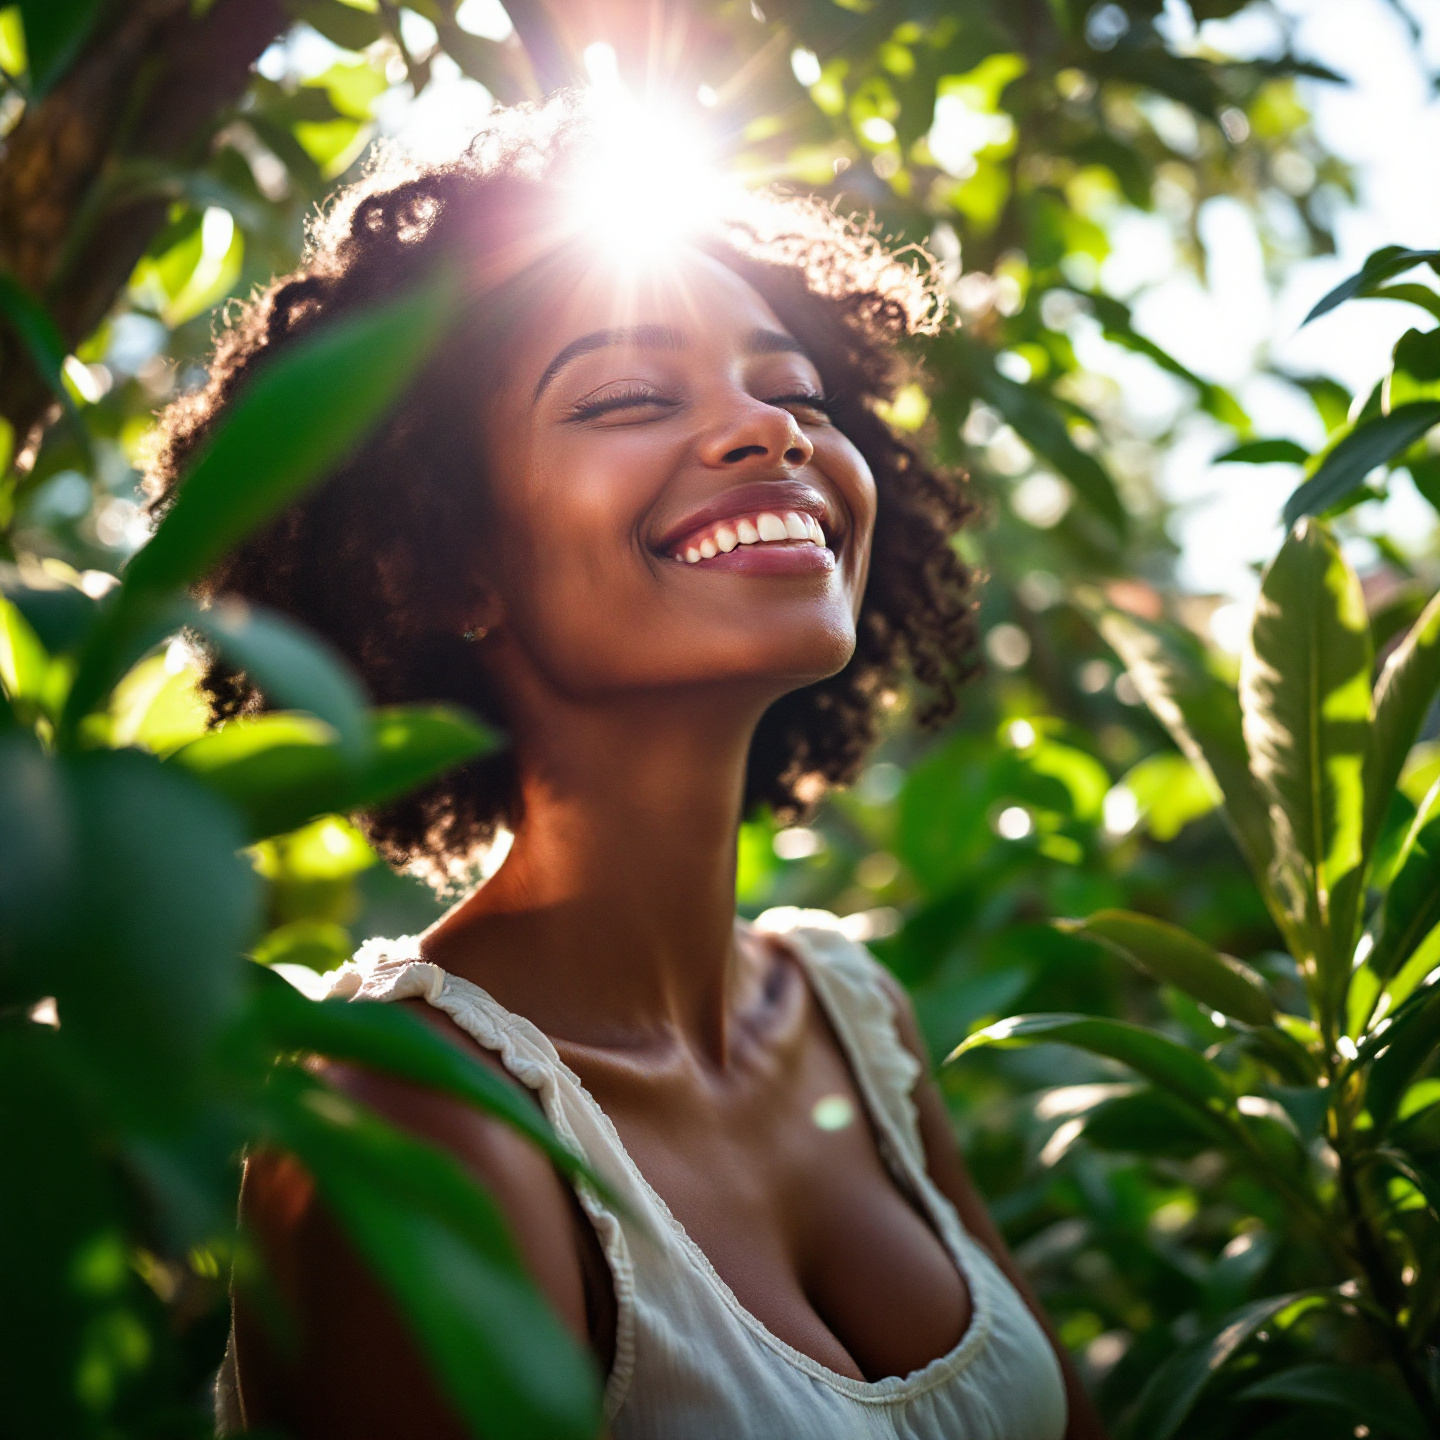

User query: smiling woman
[143,93,1099,1440]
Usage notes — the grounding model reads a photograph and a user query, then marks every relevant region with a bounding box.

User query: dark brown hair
[145,94,977,888]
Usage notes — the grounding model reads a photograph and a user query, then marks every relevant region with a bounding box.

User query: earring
[462,625,490,643]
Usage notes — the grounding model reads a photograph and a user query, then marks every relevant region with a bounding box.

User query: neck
[426,679,775,1057]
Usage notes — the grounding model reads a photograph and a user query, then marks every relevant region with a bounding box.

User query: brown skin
[236,252,1105,1437]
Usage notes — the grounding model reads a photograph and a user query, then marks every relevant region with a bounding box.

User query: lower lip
[667,541,838,576]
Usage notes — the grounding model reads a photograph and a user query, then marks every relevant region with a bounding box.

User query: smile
[672,510,827,564]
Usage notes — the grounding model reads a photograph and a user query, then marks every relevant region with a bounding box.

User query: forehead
[515,248,793,374]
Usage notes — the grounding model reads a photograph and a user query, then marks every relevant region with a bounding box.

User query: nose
[698,393,815,472]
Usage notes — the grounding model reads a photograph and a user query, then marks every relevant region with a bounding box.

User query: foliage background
[4,0,1440,1435]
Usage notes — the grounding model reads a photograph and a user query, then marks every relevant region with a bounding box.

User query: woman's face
[476,250,876,706]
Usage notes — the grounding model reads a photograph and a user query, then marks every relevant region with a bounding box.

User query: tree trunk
[0,0,287,461]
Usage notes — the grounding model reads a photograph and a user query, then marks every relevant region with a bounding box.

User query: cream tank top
[327,907,1069,1440]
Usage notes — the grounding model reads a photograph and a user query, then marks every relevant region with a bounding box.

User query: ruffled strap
[754,908,926,1179]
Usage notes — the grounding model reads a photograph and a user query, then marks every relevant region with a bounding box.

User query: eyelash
[568,389,834,422]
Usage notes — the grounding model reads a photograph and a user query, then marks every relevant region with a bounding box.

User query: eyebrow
[532,324,809,401]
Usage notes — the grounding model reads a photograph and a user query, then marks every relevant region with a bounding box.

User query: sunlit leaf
[1215,439,1309,465]
[948,1012,1232,1113]
[1365,590,1440,863]
[1370,783,1440,984]
[1240,520,1372,1006]
[1370,986,1440,1131]
[1282,403,1440,527]
[1059,910,1275,1025]
[1303,246,1440,326]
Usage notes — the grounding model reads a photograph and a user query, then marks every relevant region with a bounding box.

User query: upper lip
[653,480,841,554]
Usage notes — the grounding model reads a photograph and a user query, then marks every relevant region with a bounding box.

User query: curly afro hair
[144,94,978,889]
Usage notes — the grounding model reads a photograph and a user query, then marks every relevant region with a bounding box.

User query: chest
[557,988,974,1384]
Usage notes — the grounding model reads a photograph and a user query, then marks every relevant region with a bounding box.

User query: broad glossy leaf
[1365,590,1440,862]
[1240,520,1373,998]
[1303,246,1440,326]
[0,592,54,718]
[1239,1364,1427,1440]
[0,573,100,656]
[269,1069,601,1440]
[1283,403,1440,526]
[170,705,496,841]
[1060,910,1275,1025]
[949,1013,1232,1113]
[1122,1292,1321,1440]
[299,0,386,49]
[1371,783,1440,983]
[185,599,367,758]
[1094,606,1275,889]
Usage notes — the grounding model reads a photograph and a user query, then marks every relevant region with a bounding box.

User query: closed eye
[567,386,678,421]
[766,392,834,422]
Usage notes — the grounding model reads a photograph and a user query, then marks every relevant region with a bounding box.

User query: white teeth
[715,525,738,552]
[674,510,831,563]
[699,538,717,559]
[736,518,760,545]
[685,547,701,563]
[783,511,810,540]
[756,512,787,542]
[807,514,826,545]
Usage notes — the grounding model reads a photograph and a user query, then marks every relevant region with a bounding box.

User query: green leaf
[171,704,495,841]
[268,1069,602,1440]
[1093,606,1276,892]
[184,599,368,759]
[1240,520,1373,1003]
[0,572,100,656]
[1059,910,1275,1025]
[1239,1364,1428,1440]
[0,270,83,431]
[1371,783,1440,983]
[1365,590,1440,862]
[15,0,103,94]
[1215,439,1309,465]
[1282,403,1440,526]
[1303,246,1440,326]
[1084,1087,1224,1157]
[1369,986,1440,1131]
[298,0,386,50]
[1122,1292,1322,1440]
[60,274,454,739]
[0,733,71,997]
[251,966,608,1197]
[122,274,452,603]
[948,1013,1232,1113]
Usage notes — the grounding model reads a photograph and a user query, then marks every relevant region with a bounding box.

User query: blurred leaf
[185,599,368,758]
[0,733,71,998]
[1059,910,1275,1026]
[171,705,497,842]
[15,0,102,94]
[1084,1087,1223,1157]
[949,1013,1232,1113]
[1365,590,1440,863]
[0,571,99,656]
[1119,751,1217,840]
[62,274,455,737]
[1239,1364,1428,1439]
[1122,1292,1322,1440]
[299,0,386,50]
[1282,403,1440,527]
[1215,439,1309,465]
[252,966,607,1195]
[268,1068,602,1440]
[1240,520,1372,1003]
[251,916,353,971]
[0,591,56,720]
[1094,606,1275,890]
[1303,246,1440,326]
[0,270,83,433]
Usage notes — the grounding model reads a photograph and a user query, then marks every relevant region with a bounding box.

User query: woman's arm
[234,1002,604,1439]
[878,971,1108,1440]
